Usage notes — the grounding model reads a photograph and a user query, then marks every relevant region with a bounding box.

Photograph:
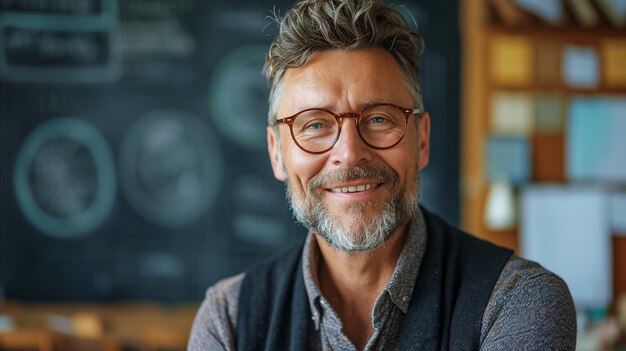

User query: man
[189,0,576,349]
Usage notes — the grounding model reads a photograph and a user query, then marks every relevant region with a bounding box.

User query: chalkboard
[0,0,460,302]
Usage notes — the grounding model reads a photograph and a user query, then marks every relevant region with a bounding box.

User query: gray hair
[264,0,425,124]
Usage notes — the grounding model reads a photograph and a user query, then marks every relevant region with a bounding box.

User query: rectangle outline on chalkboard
[0,0,121,84]
[0,0,114,17]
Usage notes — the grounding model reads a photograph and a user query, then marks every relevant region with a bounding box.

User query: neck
[316,223,409,306]
[314,223,410,350]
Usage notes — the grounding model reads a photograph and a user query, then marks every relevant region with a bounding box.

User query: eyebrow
[360,99,396,109]
[296,99,398,113]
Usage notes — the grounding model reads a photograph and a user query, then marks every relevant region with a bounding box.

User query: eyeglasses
[271,103,421,154]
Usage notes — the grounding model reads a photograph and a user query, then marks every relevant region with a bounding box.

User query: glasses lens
[358,105,408,148]
[292,110,339,153]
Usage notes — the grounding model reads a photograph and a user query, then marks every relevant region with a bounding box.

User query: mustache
[307,165,398,192]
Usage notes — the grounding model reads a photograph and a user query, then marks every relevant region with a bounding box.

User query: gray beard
[286,165,420,253]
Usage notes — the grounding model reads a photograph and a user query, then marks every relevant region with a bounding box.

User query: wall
[0,0,460,302]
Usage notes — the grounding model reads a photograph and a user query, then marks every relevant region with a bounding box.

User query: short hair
[264,0,425,124]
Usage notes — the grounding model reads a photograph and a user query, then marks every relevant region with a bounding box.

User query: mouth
[327,183,380,194]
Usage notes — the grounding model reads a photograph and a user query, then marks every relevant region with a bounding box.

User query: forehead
[279,48,414,113]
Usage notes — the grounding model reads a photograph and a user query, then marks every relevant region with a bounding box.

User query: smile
[328,183,379,193]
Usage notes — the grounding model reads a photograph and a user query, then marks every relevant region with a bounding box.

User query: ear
[417,112,430,171]
[267,125,287,181]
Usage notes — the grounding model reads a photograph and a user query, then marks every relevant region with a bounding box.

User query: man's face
[267,48,430,252]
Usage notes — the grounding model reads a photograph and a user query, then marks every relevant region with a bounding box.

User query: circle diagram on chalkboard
[13,118,117,238]
[118,109,223,228]
[208,45,269,149]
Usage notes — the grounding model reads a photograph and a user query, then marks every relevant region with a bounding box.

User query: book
[521,186,612,308]
[514,0,563,23]
[603,40,626,87]
[567,0,599,26]
[596,0,626,26]
[562,45,600,88]
[567,98,626,182]
[490,35,535,86]
[491,92,535,134]
[490,0,533,26]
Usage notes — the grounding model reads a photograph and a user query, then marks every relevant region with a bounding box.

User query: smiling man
[188,1,576,350]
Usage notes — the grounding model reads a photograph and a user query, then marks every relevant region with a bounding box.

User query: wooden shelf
[487,0,626,29]
[0,302,197,351]
[487,24,626,37]
[461,0,626,298]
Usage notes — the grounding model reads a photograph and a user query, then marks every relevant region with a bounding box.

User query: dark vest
[236,208,512,350]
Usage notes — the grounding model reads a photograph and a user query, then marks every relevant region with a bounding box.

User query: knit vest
[236,208,513,350]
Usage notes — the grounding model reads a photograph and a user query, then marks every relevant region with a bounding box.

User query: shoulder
[187,273,244,351]
[480,256,577,350]
[422,207,512,259]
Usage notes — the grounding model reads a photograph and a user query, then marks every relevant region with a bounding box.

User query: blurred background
[0,0,625,350]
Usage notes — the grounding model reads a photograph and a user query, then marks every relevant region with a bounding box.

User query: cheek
[388,138,420,186]
[281,138,326,190]
[398,160,417,189]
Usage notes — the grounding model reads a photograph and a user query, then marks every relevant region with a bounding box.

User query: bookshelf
[460,0,626,298]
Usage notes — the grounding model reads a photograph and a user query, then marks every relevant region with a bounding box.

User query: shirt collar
[301,207,428,320]
[385,207,427,312]
[302,231,323,329]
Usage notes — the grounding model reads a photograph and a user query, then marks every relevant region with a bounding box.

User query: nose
[328,115,373,166]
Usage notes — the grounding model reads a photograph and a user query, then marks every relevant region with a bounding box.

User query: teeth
[330,184,376,193]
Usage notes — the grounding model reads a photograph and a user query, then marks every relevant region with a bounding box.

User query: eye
[368,116,387,124]
[363,114,391,125]
[300,118,332,132]
[307,122,324,130]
